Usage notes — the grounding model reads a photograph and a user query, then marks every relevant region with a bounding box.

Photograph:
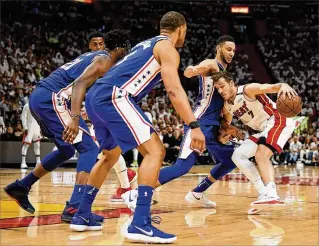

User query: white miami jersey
[224,85,279,131]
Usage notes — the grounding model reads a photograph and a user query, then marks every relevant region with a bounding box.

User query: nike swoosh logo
[134,225,153,236]
[79,216,89,224]
[192,193,200,200]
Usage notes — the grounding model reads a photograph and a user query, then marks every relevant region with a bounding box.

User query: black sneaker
[61,201,104,223]
[4,180,35,214]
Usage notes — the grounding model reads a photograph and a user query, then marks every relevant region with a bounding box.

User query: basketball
[276,94,302,118]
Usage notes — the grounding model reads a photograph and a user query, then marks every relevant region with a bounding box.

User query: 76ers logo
[233,101,254,118]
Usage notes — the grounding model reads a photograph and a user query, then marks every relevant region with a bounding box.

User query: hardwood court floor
[0,165,318,245]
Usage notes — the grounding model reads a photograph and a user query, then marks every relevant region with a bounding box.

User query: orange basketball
[276,94,302,118]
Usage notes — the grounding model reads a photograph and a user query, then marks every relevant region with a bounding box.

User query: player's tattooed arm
[154,39,206,153]
[63,56,111,143]
[184,59,219,78]
[244,83,298,100]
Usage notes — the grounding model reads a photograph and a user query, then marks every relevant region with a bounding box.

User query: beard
[220,52,230,65]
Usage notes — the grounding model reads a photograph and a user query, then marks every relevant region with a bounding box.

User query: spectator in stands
[163,129,183,165]
[309,137,318,164]
[301,104,314,117]
[289,136,302,164]
[1,125,18,141]
[300,136,312,163]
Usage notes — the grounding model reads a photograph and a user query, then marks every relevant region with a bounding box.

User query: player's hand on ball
[278,84,298,100]
[190,128,206,154]
[223,124,244,140]
[62,118,80,144]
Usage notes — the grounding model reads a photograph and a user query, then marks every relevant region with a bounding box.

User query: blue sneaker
[61,201,104,223]
[4,180,35,214]
[70,215,103,232]
[125,216,177,243]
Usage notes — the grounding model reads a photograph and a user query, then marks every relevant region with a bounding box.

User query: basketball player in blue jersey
[87,31,138,203]
[63,11,206,243]
[4,30,131,223]
[154,35,244,207]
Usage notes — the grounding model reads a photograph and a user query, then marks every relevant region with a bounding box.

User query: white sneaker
[250,195,285,209]
[121,189,138,212]
[21,163,28,169]
[185,191,216,208]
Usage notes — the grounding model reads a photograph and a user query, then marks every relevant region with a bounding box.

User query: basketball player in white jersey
[212,71,297,213]
[21,103,42,169]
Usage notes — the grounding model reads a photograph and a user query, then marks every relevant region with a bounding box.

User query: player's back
[39,50,110,94]
[193,61,226,126]
[96,35,171,102]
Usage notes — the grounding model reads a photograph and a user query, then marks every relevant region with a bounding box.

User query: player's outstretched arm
[63,56,112,143]
[184,59,219,78]
[154,40,206,153]
[244,83,298,101]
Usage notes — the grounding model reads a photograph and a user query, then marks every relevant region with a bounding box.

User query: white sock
[33,141,41,163]
[113,155,130,189]
[133,148,138,162]
[265,182,278,198]
[232,139,266,196]
[21,144,29,164]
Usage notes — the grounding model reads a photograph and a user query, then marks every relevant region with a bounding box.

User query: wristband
[70,114,80,119]
[189,121,200,129]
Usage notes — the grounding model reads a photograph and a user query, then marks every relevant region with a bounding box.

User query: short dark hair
[217,35,235,46]
[88,31,104,42]
[160,11,186,31]
[212,71,234,84]
[104,29,131,51]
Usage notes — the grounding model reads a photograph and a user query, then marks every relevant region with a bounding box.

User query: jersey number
[60,57,82,71]
[248,110,254,118]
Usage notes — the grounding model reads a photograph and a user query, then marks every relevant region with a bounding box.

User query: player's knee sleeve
[209,160,236,180]
[75,135,99,173]
[231,149,245,168]
[33,141,40,156]
[22,144,29,155]
[42,146,75,172]
[158,157,194,185]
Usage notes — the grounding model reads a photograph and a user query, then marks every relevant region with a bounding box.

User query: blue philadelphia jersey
[39,50,110,94]
[96,35,171,102]
[193,62,226,126]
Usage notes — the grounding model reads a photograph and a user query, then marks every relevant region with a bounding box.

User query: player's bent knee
[231,149,247,167]
[101,146,122,167]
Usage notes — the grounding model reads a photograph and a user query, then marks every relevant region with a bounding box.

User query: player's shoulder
[81,50,111,59]
[133,35,172,50]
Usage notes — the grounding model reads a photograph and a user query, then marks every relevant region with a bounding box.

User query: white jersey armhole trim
[242,84,257,102]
